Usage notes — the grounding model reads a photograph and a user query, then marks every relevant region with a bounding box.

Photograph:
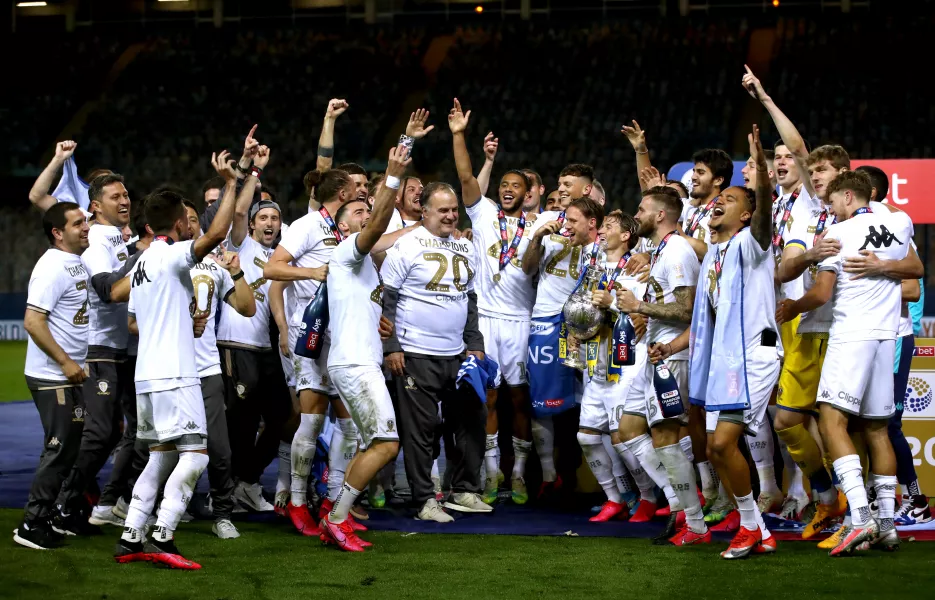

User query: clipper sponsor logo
[838,391,860,407]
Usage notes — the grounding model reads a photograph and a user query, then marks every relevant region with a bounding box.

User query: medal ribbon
[600,253,631,290]
[643,231,676,302]
[497,209,526,270]
[772,191,798,249]
[713,229,743,298]
[685,197,718,237]
[318,206,345,243]
[813,208,837,245]
[154,235,174,245]
[852,207,872,217]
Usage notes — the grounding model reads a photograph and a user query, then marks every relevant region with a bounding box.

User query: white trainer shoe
[416,498,454,523]
[113,497,129,520]
[444,492,494,514]
[88,505,125,527]
[212,519,241,539]
[234,482,275,512]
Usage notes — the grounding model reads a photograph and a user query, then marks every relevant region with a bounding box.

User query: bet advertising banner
[666,159,935,224]
[904,339,935,494]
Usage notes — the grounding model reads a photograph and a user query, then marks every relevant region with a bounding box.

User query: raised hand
[406,108,435,139]
[254,145,271,169]
[55,140,77,161]
[326,98,349,120]
[212,150,237,181]
[621,120,646,150]
[638,166,666,189]
[741,65,768,102]
[483,132,499,161]
[242,124,259,160]
[386,142,413,179]
[215,251,242,275]
[448,98,471,135]
[748,123,765,167]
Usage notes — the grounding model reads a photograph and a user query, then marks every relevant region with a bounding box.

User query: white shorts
[479,314,529,387]
[289,325,336,396]
[579,379,623,434]
[707,345,781,434]
[330,365,399,449]
[623,354,689,428]
[817,339,895,419]
[136,384,206,444]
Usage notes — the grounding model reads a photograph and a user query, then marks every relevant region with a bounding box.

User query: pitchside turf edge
[1,509,935,600]
[0,341,29,403]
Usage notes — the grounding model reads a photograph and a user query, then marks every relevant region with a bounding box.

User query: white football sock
[578,432,620,503]
[328,418,358,502]
[833,454,870,526]
[603,436,631,495]
[678,435,694,463]
[735,492,759,532]
[697,460,718,500]
[329,482,362,525]
[746,420,780,496]
[614,442,655,501]
[512,437,531,480]
[872,473,898,531]
[156,451,209,533]
[276,441,291,496]
[754,503,771,539]
[624,434,679,509]
[485,433,499,484]
[291,413,325,507]
[124,449,178,536]
[531,417,557,482]
[658,443,704,533]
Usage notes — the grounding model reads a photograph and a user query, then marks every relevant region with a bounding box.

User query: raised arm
[356,144,412,256]
[750,124,773,250]
[215,252,256,317]
[29,141,77,213]
[448,98,482,207]
[621,121,654,192]
[778,270,835,325]
[316,99,348,172]
[742,65,814,198]
[476,132,498,197]
[195,151,238,261]
[230,127,263,247]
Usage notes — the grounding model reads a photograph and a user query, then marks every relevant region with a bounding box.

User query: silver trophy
[562,243,607,370]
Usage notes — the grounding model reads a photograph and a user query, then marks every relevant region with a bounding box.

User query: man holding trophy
[568,210,662,523]
[522,195,603,497]
[614,186,709,545]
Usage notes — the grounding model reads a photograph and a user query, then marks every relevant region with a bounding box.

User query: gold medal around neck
[493,273,501,284]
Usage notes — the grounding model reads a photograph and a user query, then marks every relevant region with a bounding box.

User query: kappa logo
[132,261,151,287]
[48,437,60,447]
[386,419,395,432]
[183,421,199,431]
[236,383,246,398]
[97,380,110,395]
[859,225,903,251]
[820,389,832,400]
[299,378,310,386]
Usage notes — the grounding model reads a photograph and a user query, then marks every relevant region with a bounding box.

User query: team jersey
[82,223,129,353]
[128,239,199,392]
[278,210,338,326]
[818,209,912,343]
[217,235,272,349]
[898,240,918,337]
[704,229,780,354]
[24,249,90,381]
[784,195,836,336]
[465,197,536,320]
[528,210,594,319]
[773,184,812,301]
[327,233,384,369]
[587,260,647,381]
[190,254,235,377]
[681,198,715,248]
[644,233,699,360]
[385,209,419,234]
[381,226,476,356]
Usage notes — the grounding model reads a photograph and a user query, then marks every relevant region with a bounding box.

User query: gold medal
[493,273,501,284]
